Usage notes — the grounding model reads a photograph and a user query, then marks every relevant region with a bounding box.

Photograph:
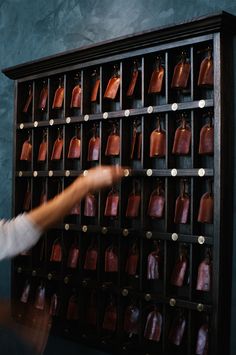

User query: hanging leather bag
[148,57,165,94]
[150,118,166,158]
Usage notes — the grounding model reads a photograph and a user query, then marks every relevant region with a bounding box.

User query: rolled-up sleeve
[0,214,42,261]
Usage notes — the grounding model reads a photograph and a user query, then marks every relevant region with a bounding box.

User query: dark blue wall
[0,1,235,354]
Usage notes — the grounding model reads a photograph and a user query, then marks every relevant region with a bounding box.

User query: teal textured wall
[0,1,235,354]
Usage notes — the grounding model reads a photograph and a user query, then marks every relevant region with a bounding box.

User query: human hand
[80,165,124,192]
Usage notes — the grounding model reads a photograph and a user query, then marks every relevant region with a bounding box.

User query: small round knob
[66,117,71,124]
[145,293,151,301]
[103,112,108,119]
[82,225,88,233]
[65,224,70,231]
[102,227,108,235]
[198,99,206,108]
[33,171,38,177]
[34,121,38,127]
[20,123,24,129]
[48,170,53,177]
[146,231,152,239]
[147,106,153,114]
[171,103,178,111]
[169,298,176,307]
[49,119,54,126]
[64,276,69,284]
[123,229,129,237]
[198,236,205,245]
[32,270,37,277]
[197,303,204,312]
[198,168,205,177]
[84,114,89,121]
[171,168,178,177]
[146,169,153,177]
[47,273,53,280]
[17,267,22,274]
[122,289,129,297]
[65,170,70,177]
[171,233,178,241]
[124,169,130,177]
[124,109,130,117]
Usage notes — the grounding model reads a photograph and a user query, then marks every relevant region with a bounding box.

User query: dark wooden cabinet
[3,11,235,355]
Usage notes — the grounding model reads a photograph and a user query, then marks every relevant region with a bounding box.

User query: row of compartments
[16,110,214,171]
[14,276,210,355]
[16,39,214,123]
[15,233,213,303]
[15,176,214,237]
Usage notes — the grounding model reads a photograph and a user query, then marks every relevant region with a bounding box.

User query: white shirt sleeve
[0,214,42,261]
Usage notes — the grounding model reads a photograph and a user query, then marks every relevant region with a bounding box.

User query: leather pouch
[67,241,79,269]
[105,124,120,156]
[124,304,140,335]
[150,118,166,158]
[86,292,97,326]
[144,308,162,342]
[38,131,47,162]
[102,301,117,331]
[91,71,100,102]
[23,85,33,113]
[148,58,165,94]
[174,180,190,224]
[50,239,62,262]
[84,192,97,217]
[126,182,141,218]
[104,189,119,217]
[196,250,211,292]
[147,183,165,219]
[70,84,81,108]
[104,68,120,100]
[125,243,139,276]
[52,80,64,109]
[70,202,80,215]
[49,293,59,316]
[127,63,139,97]
[23,181,31,211]
[198,182,213,224]
[88,126,100,161]
[196,323,209,355]
[172,118,191,155]
[105,245,118,272]
[20,280,31,303]
[199,118,214,155]
[171,53,191,89]
[198,49,213,87]
[171,249,188,287]
[67,295,79,320]
[84,243,98,271]
[168,311,186,346]
[20,136,32,161]
[51,131,63,160]
[130,121,142,160]
[35,283,46,310]
[68,136,81,159]
[147,244,161,280]
[38,84,48,110]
